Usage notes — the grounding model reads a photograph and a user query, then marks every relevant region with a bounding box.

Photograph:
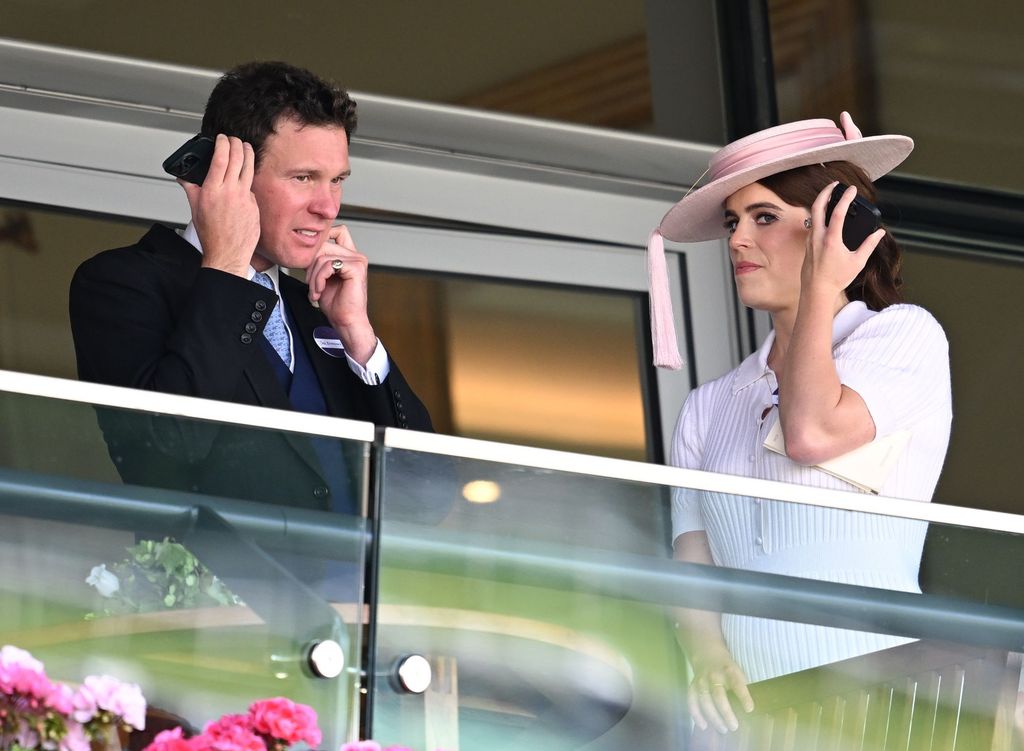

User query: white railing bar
[383,428,1024,536]
[4,370,1019,536]
[0,369,375,442]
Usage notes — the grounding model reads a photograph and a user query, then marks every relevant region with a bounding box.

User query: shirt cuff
[346,339,391,385]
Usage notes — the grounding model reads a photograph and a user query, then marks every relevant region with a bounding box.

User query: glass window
[898,244,1024,515]
[0,204,653,461]
[767,0,1024,194]
[0,205,147,380]
[369,271,651,460]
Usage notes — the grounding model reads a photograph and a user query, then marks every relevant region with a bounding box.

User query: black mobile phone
[824,183,882,250]
[162,134,215,185]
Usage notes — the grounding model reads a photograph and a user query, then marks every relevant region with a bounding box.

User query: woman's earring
[803,218,812,229]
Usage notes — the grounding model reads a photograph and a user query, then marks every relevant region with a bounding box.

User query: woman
[647,114,952,733]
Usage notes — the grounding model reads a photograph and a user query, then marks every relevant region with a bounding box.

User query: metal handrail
[383,428,1024,535]
[1,466,1021,652]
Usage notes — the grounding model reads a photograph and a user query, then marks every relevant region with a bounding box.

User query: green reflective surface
[373,444,1024,750]
[0,388,369,748]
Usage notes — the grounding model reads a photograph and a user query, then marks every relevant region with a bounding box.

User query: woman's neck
[767,293,849,376]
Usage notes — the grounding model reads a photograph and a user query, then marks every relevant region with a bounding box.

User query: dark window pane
[768,0,1024,193]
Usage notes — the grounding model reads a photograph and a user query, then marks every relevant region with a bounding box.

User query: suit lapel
[145,227,327,483]
[145,226,294,412]
[242,354,294,411]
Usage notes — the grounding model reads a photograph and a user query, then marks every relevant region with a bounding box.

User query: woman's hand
[802,181,885,297]
[687,643,755,734]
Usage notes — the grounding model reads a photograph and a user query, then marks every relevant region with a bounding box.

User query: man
[69,61,432,512]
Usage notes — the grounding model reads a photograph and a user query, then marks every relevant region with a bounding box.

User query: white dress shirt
[180,222,390,384]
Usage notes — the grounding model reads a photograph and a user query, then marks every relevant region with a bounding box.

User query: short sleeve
[669,392,706,540]
[834,305,951,438]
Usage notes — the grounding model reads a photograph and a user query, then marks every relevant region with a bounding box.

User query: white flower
[86,564,121,598]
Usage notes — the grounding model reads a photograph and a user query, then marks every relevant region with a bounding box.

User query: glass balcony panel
[373,434,1024,750]
[0,382,371,748]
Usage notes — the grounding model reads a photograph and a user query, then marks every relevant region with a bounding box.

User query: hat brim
[658,134,913,243]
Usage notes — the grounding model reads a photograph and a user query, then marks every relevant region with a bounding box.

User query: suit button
[398,411,406,422]
[255,300,268,311]
[245,322,257,333]
[313,486,329,499]
[240,333,253,344]
[251,311,264,322]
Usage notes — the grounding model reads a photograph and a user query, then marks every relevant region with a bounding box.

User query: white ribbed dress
[671,302,952,682]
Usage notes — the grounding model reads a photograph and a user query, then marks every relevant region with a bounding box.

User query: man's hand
[307,224,378,365]
[179,134,260,278]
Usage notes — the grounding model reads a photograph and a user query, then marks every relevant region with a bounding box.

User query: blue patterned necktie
[252,272,292,367]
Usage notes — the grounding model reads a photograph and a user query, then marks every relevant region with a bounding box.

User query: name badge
[313,326,346,358]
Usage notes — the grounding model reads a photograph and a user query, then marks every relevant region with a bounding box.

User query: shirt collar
[178,220,276,286]
[731,300,876,394]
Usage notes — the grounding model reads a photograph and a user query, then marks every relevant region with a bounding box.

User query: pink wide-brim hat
[648,113,913,369]
[660,116,913,242]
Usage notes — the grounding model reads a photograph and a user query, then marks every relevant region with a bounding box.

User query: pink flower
[1,645,153,751]
[0,646,54,703]
[71,682,99,723]
[203,714,266,751]
[48,681,75,715]
[1,644,46,673]
[143,727,197,751]
[338,743,381,751]
[249,698,321,747]
[15,718,41,749]
[60,721,91,751]
[77,674,147,730]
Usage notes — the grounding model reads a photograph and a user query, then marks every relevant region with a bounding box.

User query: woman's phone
[824,183,882,250]
[162,134,215,185]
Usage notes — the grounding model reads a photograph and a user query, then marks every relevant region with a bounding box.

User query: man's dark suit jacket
[69,223,433,511]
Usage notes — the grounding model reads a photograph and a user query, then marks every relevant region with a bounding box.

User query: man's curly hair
[201,61,357,163]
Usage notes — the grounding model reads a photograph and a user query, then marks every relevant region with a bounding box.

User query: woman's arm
[777,183,882,465]
[673,531,754,733]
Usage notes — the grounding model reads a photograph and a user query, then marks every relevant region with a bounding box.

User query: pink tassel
[647,229,683,370]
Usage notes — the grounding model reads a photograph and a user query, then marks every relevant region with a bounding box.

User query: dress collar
[731,300,876,394]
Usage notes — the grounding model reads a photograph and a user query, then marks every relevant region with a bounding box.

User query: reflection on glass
[0,205,146,380]
[768,0,1024,193]
[374,443,1024,749]
[374,447,678,750]
[2,4,650,132]
[0,388,368,747]
[673,489,927,684]
[369,272,650,460]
